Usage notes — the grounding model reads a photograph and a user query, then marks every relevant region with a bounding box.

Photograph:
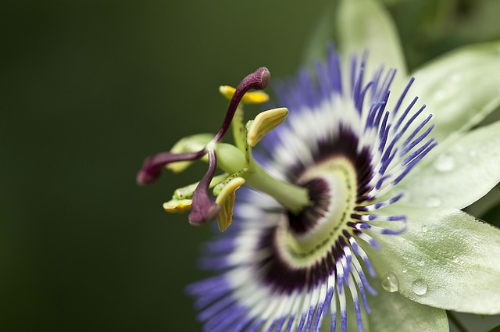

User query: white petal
[399,119,500,209]
[365,207,500,314]
[412,40,500,142]
[367,279,448,332]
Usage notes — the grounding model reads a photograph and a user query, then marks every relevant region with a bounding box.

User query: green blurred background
[2,0,500,331]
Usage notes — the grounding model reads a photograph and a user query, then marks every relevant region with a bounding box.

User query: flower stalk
[245,158,310,215]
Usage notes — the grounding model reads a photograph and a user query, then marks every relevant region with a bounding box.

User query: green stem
[447,311,469,332]
[245,161,310,214]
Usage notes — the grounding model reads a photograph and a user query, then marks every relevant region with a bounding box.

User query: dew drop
[421,225,428,233]
[412,279,428,296]
[402,267,408,273]
[454,144,465,153]
[382,272,399,292]
[426,196,441,207]
[450,74,462,83]
[433,91,446,101]
[433,154,455,172]
[417,260,425,267]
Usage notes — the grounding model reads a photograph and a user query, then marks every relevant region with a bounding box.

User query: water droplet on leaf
[450,74,462,83]
[433,154,455,172]
[426,196,441,207]
[412,279,428,296]
[402,267,408,273]
[454,145,464,153]
[382,272,399,292]
[421,225,428,233]
[433,91,446,101]
[417,260,425,267]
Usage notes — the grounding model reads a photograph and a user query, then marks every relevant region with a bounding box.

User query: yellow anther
[163,199,192,213]
[215,177,245,232]
[166,161,193,174]
[173,174,229,201]
[219,85,269,104]
[166,134,213,173]
[247,107,288,147]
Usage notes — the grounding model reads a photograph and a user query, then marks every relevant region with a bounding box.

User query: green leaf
[365,207,500,314]
[379,0,406,4]
[466,185,500,222]
[399,119,500,210]
[480,199,500,228]
[411,40,500,143]
[487,325,500,332]
[302,1,338,64]
[337,0,407,83]
[367,280,448,332]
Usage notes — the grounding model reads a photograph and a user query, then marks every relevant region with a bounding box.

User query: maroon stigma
[214,67,270,142]
[188,150,220,225]
[136,150,207,186]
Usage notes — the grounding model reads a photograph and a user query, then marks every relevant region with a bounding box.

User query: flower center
[277,156,359,268]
